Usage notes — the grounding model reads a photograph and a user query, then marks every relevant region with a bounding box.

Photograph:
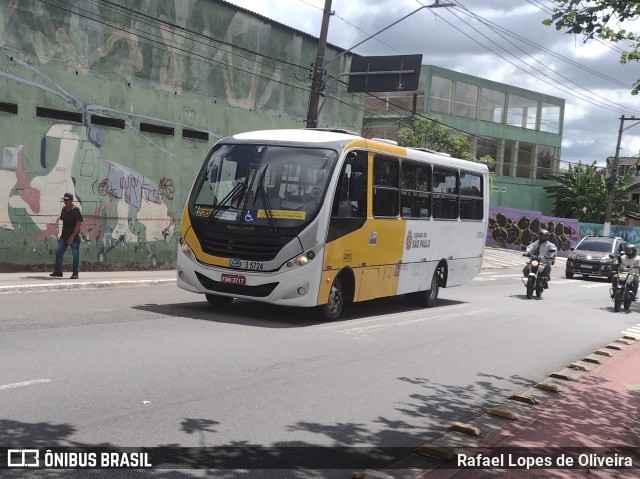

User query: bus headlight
[286,250,316,268]
[179,236,194,258]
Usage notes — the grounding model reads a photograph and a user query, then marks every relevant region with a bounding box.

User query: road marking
[581,283,610,288]
[0,379,51,391]
[335,308,487,334]
[316,304,468,330]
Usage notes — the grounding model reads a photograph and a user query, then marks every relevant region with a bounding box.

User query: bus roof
[231,129,360,143]
[226,129,488,174]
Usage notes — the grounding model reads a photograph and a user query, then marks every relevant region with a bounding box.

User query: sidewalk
[357,332,640,479]
[0,251,508,294]
[0,269,176,293]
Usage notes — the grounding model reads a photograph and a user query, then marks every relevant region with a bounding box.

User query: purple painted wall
[487,206,580,256]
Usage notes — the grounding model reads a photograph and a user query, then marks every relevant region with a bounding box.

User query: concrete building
[363,65,565,214]
[0,0,360,270]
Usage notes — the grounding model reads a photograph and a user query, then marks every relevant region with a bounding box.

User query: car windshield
[190,143,338,229]
[576,239,615,253]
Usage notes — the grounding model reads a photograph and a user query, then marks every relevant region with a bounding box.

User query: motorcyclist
[613,244,640,299]
[522,229,557,288]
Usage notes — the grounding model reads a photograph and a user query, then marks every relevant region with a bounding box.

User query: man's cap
[62,192,74,200]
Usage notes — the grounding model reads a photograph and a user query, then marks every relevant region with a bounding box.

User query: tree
[397,115,470,158]
[397,114,495,188]
[544,161,640,223]
[543,1,640,94]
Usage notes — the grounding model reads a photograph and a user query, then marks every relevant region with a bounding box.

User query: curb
[0,278,176,293]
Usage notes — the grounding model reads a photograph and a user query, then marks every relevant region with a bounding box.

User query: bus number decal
[196,207,213,217]
[343,250,352,262]
[243,261,264,271]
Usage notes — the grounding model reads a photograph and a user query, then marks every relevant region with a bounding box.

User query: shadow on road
[132,296,466,329]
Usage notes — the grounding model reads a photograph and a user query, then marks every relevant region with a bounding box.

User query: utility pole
[305,0,453,127]
[306,0,332,129]
[603,115,640,236]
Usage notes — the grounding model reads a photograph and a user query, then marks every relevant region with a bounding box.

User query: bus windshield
[191,143,339,229]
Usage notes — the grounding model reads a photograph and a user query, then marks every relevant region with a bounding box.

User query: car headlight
[600,256,612,263]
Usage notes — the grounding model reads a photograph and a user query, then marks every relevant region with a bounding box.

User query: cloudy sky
[224,0,640,169]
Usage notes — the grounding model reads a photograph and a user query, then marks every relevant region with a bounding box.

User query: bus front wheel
[319,276,345,321]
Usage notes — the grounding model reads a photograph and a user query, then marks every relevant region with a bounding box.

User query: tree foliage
[397,115,495,188]
[397,115,470,158]
[544,161,640,223]
[543,1,640,94]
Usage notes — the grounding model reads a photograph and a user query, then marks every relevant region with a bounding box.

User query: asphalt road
[1,263,638,478]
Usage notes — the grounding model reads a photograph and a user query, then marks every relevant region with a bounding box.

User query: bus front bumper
[176,251,322,308]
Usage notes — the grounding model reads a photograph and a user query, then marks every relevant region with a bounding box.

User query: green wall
[491,177,556,215]
[0,0,363,271]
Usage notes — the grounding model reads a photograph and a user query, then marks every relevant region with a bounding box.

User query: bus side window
[372,155,399,217]
[332,150,368,218]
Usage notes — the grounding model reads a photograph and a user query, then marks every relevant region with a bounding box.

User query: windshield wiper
[208,181,245,224]
[254,168,278,232]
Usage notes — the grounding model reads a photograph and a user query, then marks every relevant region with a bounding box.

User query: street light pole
[305,1,454,128]
[603,115,640,236]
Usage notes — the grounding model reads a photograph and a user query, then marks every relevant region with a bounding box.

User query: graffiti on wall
[486,206,579,254]
[0,0,361,269]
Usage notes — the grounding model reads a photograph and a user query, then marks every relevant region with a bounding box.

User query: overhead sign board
[347,54,422,93]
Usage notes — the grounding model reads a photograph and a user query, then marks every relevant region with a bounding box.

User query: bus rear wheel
[410,269,440,308]
[206,294,233,307]
[318,276,345,321]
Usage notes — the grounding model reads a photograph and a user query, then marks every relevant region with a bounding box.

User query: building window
[478,89,505,123]
[453,82,478,118]
[537,145,556,178]
[476,137,501,173]
[540,103,561,134]
[507,95,538,129]
[504,140,516,177]
[363,125,399,141]
[516,142,534,178]
[429,76,452,114]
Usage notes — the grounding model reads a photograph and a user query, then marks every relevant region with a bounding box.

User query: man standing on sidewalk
[50,192,83,279]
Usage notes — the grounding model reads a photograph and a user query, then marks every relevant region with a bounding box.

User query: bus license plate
[221,274,246,285]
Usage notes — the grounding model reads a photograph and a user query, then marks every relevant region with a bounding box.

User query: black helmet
[626,244,637,258]
[539,229,549,242]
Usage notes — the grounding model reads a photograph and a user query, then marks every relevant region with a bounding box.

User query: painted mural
[486,206,580,256]
[0,0,360,271]
[580,223,640,245]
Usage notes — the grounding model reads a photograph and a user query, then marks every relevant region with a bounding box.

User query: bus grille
[196,272,278,297]
[195,229,290,261]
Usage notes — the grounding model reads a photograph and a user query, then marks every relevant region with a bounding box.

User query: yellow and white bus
[177,129,488,320]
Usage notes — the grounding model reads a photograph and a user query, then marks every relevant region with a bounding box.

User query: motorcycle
[609,255,637,312]
[521,253,553,299]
